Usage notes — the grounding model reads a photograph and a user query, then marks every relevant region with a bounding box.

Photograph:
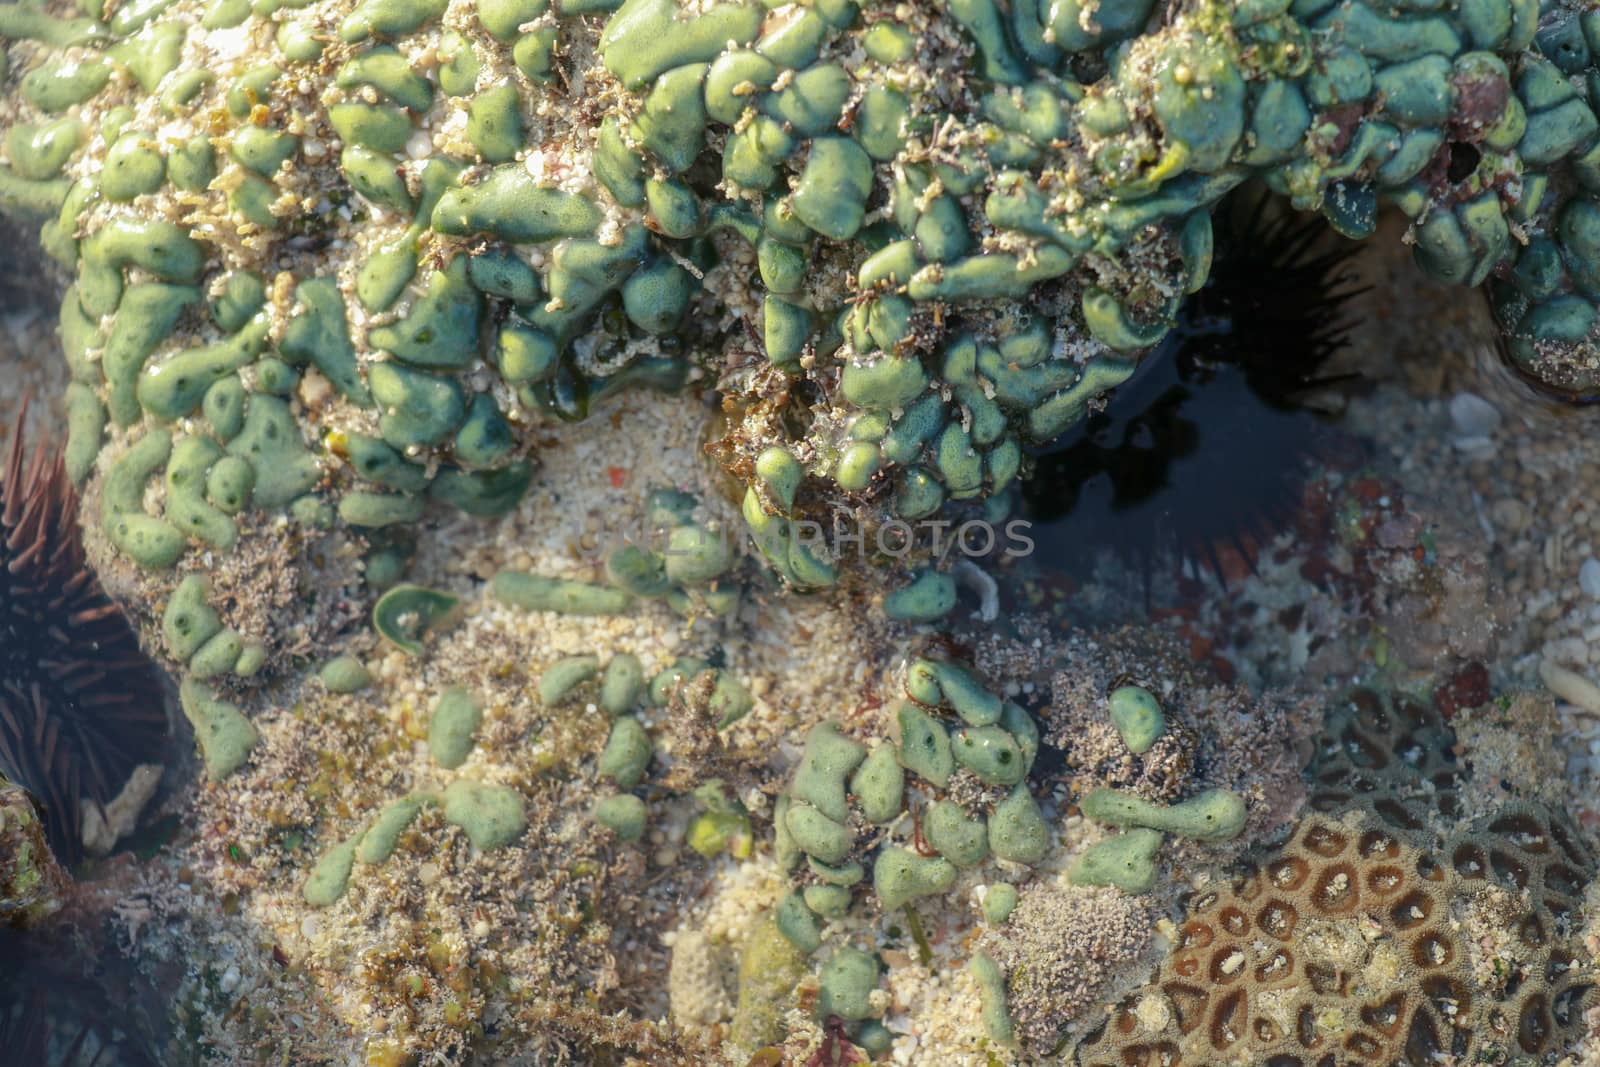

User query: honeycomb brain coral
[1078,805,1597,1064]
[1078,690,1600,1066]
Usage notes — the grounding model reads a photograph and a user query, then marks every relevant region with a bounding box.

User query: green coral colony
[13,0,1600,599]
[5,0,1600,1058]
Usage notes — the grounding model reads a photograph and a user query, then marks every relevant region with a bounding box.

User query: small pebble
[1540,658,1600,715]
[1581,558,1600,599]
[1449,391,1501,438]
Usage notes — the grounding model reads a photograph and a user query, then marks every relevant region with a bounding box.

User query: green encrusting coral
[21,0,1600,617]
[6,0,1600,1056]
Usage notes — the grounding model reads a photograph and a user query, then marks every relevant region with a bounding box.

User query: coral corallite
[0,400,165,863]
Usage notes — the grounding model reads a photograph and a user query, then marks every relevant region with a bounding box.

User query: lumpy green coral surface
[11,0,1600,618]
[5,0,1600,1064]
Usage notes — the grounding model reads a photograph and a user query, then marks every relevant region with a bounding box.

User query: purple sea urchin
[1023,198,1365,587]
[0,399,166,863]
[0,989,102,1067]
[0,931,163,1066]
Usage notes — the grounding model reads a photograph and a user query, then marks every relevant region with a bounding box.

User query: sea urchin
[0,398,166,863]
[1023,195,1365,588]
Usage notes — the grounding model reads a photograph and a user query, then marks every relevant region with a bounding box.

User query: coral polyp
[0,401,165,863]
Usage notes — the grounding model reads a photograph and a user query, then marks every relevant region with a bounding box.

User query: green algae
[851,743,903,824]
[1108,685,1166,753]
[164,435,237,551]
[981,883,1018,923]
[648,658,709,706]
[919,660,1002,726]
[895,702,953,787]
[926,799,988,867]
[357,795,433,864]
[304,835,362,907]
[592,793,647,840]
[102,283,199,427]
[540,655,599,705]
[189,629,245,680]
[373,584,462,654]
[690,788,754,862]
[988,783,1050,863]
[437,31,480,95]
[802,883,851,919]
[790,136,874,239]
[790,723,865,824]
[775,887,822,952]
[341,433,429,492]
[281,277,372,403]
[137,312,268,421]
[817,947,879,1021]
[6,117,82,181]
[784,802,852,865]
[21,57,110,112]
[162,575,229,669]
[205,456,255,515]
[103,430,184,568]
[598,0,761,88]
[429,686,482,769]
[453,394,513,468]
[968,951,1015,1044]
[600,654,645,716]
[63,382,103,484]
[328,102,413,154]
[225,396,320,507]
[466,84,523,163]
[951,725,1025,786]
[12,0,1600,575]
[340,491,424,529]
[491,570,633,614]
[1068,828,1164,893]
[369,362,466,450]
[230,125,297,177]
[873,847,956,911]
[432,165,602,243]
[599,716,652,789]
[732,913,809,1049]
[339,0,448,42]
[343,145,413,217]
[179,679,258,780]
[319,655,372,694]
[1080,787,1247,841]
[336,45,433,111]
[441,779,526,850]
[429,462,533,517]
